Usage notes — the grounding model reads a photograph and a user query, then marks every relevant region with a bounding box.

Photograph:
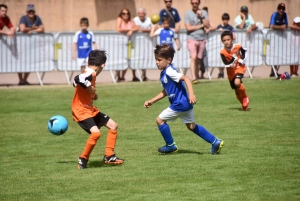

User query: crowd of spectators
[0,1,299,85]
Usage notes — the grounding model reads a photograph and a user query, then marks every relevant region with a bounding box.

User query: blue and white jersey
[73,30,95,58]
[160,64,193,112]
[154,28,177,47]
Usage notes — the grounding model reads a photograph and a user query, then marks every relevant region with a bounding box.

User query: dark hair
[154,44,175,62]
[202,6,208,13]
[222,13,230,20]
[80,17,89,26]
[162,16,171,23]
[88,50,107,66]
[221,31,233,40]
[118,8,131,20]
[0,4,8,9]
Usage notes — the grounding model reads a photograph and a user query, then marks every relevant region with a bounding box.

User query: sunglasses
[278,7,285,11]
[122,12,129,15]
[165,1,172,3]
[191,2,199,5]
[27,4,34,6]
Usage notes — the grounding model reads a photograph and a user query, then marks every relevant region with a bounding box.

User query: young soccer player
[144,44,224,154]
[72,50,124,169]
[220,31,249,111]
[72,17,98,73]
[150,16,180,51]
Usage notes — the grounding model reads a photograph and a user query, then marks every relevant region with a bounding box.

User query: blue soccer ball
[48,115,68,135]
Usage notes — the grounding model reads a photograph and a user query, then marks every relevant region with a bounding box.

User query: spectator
[216,13,236,79]
[269,3,288,77]
[158,0,181,33]
[0,4,15,37]
[115,8,139,82]
[184,0,210,84]
[289,16,300,77]
[133,7,153,81]
[150,16,180,51]
[18,4,44,85]
[72,17,98,73]
[234,6,257,34]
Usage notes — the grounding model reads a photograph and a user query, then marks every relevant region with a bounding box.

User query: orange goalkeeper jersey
[72,67,99,122]
[220,43,247,81]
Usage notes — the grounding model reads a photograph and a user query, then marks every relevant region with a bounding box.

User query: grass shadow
[228,107,252,111]
[88,160,124,168]
[176,149,203,155]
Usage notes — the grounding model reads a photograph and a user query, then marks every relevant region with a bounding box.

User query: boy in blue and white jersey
[150,16,180,51]
[144,44,224,154]
[72,17,98,73]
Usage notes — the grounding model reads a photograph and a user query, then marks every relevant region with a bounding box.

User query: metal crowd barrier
[1,30,299,85]
[265,29,300,77]
[0,33,55,85]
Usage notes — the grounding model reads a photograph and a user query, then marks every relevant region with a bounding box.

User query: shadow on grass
[176,149,203,155]
[228,107,252,111]
[88,161,124,168]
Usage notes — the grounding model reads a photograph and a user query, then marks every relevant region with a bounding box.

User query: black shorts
[229,74,244,89]
[78,112,110,134]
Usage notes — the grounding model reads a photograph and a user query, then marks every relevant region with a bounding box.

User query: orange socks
[80,132,101,160]
[235,84,247,103]
[105,129,118,157]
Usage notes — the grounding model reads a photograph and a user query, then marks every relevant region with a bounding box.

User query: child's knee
[186,123,195,131]
[156,116,165,126]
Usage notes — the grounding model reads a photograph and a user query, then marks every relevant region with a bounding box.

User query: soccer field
[0,78,299,201]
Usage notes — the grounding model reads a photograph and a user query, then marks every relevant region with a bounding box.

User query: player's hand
[94,94,98,100]
[177,47,180,51]
[189,94,197,105]
[144,100,153,108]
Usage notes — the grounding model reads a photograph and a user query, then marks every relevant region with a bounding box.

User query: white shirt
[234,14,255,30]
[133,16,153,29]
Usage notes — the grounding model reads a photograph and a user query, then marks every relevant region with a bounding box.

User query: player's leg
[77,117,101,169]
[182,110,224,154]
[132,69,139,81]
[234,74,249,110]
[102,114,124,164]
[156,108,178,154]
[218,67,225,79]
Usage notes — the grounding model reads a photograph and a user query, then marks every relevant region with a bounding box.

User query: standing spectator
[72,17,98,73]
[115,8,139,82]
[0,4,15,37]
[289,16,300,76]
[269,3,288,77]
[150,16,180,51]
[133,7,153,81]
[158,0,181,33]
[216,13,236,79]
[234,6,257,34]
[18,4,44,85]
[184,0,210,84]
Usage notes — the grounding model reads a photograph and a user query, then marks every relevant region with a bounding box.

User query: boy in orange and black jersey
[220,31,249,111]
[72,49,124,169]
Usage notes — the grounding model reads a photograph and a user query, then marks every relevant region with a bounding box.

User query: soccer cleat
[242,96,249,111]
[211,139,224,154]
[103,154,124,165]
[192,79,199,84]
[158,143,178,154]
[78,157,88,169]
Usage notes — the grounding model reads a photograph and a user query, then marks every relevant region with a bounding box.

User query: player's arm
[174,38,180,51]
[220,53,236,67]
[150,25,159,37]
[72,43,77,60]
[180,75,196,105]
[144,90,167,108]
[174,22,180,33]
[73,74,95,94]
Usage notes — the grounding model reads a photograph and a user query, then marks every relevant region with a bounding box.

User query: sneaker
[211,139,224,154]
[217,73,224,79]
[158,143,178,154]
[143,77,148,81]
[132,77,140,82]
[192,79,199,84]
[103,154,124,165]
[242,96,249,111]
[78,157,88,169]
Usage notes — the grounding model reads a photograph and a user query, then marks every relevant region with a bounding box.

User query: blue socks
[192,124,216,144]
[158,123,174,145]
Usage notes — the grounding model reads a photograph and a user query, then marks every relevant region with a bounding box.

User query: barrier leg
[247,66,253,78]
[271,65,278,78]
[135,68,142,82]
[64,70,71,85]
[36,71,43,86]
[206,67,212,80]
[110,70,116,84]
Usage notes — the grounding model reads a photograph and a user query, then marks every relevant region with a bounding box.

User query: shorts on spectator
[187,39,206,59]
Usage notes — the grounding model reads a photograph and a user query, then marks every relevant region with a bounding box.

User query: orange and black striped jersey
[220,43,247,80]
[72,67,99,122]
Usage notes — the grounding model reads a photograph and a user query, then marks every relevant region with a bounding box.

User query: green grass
[0,78,300,201]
